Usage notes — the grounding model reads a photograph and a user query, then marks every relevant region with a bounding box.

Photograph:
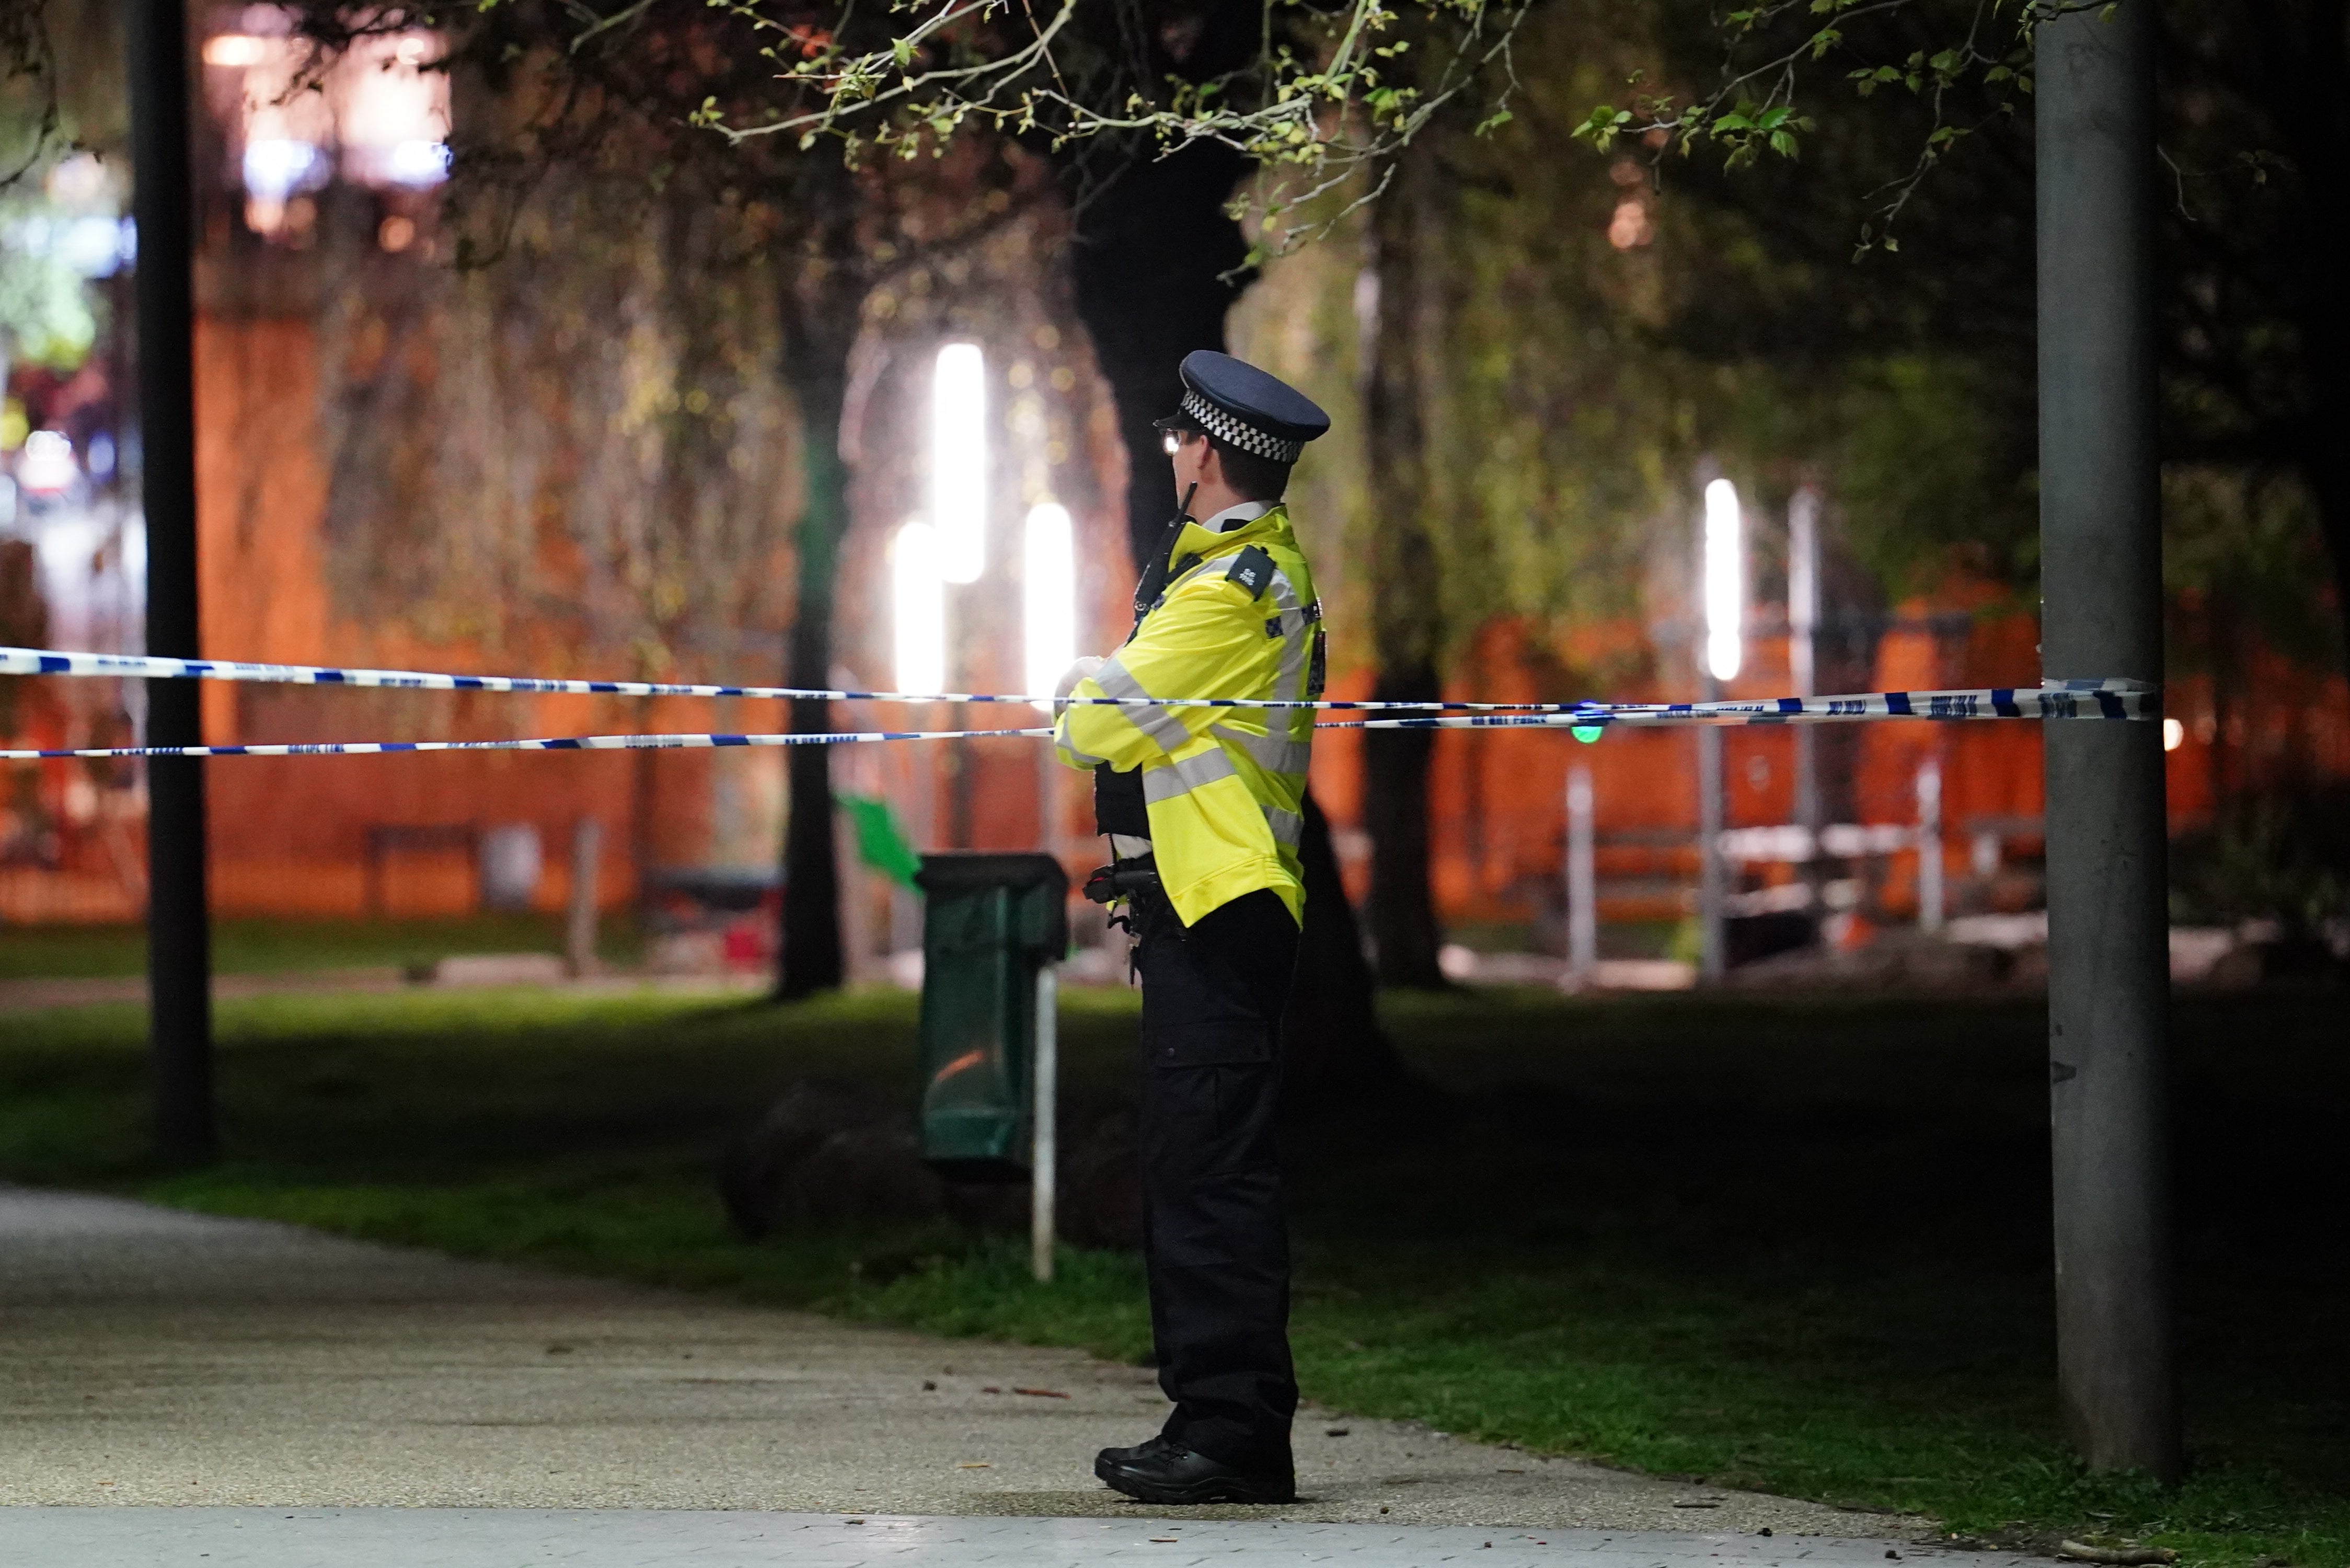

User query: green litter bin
[914,852,1069,1182]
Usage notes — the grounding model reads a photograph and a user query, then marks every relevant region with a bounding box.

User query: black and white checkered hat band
[1181,390,1304,465]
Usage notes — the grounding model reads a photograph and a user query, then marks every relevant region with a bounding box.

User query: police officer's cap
[1155,350,1330,466]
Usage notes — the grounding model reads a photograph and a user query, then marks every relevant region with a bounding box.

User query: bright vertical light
[2162,717,2185,752]
[1023,503,1077,711]
[1702,478,1744,683]
[892,521,946,696]
[932,343,987,583]
[202,33,268,66]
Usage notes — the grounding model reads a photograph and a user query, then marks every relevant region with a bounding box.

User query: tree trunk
[2291,113,2350,660]
[2233,0,2350,663]
[774,188,864,1000]
[1067,142,1410,1110]
[1067,145,1252,570]
[1360,148,1451,989]
[1281,792,1410,1113]
[1363,659,1447,986]
[776,366,847,998]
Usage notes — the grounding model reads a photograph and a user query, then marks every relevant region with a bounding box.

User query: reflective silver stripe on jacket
[1143,746,1239,803]
[1215,723,1312,778]
[1258,566,1318,695]
[1093,656,1193,753]
[1261,804,1305,847]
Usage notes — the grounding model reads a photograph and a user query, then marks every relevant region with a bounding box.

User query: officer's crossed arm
[1054,571,1277,773]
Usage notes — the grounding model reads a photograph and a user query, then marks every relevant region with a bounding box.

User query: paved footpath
[1,1511,2059,1568]
[0,1188,2041,1566]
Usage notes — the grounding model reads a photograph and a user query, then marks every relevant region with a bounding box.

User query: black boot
[1094,1434,1178,1469]
[1093,1440,1296,1505]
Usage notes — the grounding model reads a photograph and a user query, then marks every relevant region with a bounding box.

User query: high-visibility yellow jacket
[1055,504,1325,929]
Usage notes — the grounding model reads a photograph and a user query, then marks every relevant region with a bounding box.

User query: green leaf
[1769,129,1799,158]
[893,36,915,66]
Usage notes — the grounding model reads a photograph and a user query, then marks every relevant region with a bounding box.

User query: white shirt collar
[1201,500,1275,533]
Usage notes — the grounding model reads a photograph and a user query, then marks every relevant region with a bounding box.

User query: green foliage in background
[0,190,96,369]
[0,4,126,376]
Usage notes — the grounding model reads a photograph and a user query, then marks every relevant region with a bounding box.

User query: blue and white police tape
[0,644,2153,720]
[0,683,2159,761]
[0,725,1053,762]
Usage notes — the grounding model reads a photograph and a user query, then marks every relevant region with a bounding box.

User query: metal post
[1030,963,1058,1283]
[1697,706,1725,984]
[565,818,602,977]
[1788,487,1823,921]
[1565,764,1596,983]
[129,0,213,1164]
[1916,758,1944,935]
[2037,0,2178,1481]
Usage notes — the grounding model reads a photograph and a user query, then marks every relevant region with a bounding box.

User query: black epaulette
[1224,545,1275,599]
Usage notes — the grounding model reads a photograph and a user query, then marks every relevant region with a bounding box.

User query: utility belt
[1082,857,1163,907]
[1084,852,1169,978]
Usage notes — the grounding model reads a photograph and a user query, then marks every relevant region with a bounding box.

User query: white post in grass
[1916,757,1945,935]
[565,818,601,977]
[1566,765,1597,984]
[1697,477,1744,984]
[1030,962,1058,1283]
[1788,486,1824,923]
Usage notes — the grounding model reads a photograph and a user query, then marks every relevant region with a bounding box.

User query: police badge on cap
[1154,350,1332,466]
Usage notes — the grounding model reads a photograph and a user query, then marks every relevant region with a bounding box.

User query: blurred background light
[1022,502,1075,710]
[382,141,452,188]
[892,520,946,696]
[241,139,325,202]
[931,344,987,584]
[17,431,77,498]
[210,19,450,209]
[1702,477,1744,683]
[202,33,269,67]
[336,31,451,189]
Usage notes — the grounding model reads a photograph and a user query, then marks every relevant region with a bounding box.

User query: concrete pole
[565,818,602,977]
[1565,765,1597,982]
[1029,963,1058,1283]
[129,0,213,1164]
[2036,0,2178,1481]
[1915,758,1944,935]
[1788,488,1823,919]
[1697,708,1726,984]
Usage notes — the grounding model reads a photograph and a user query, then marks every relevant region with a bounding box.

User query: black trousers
[1134,886,1301,1470]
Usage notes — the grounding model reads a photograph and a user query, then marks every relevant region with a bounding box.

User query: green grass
[0,983,2342,1565]
[0,913,643,979]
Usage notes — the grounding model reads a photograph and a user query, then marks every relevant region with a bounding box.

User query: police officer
[1053,350,1330,1506]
